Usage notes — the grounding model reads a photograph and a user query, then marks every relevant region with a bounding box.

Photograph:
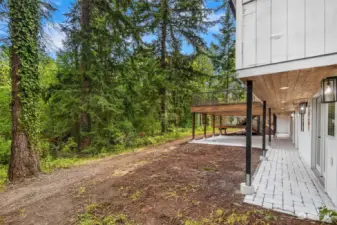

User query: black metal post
[269,108,272,144]
[273,114,276,135]
[212,115,215,137]
[203,113,207,139]
[257,115,261,134]
[192,112,195,140]
[273,114,277,137]
[246,81,253,186]
[219,115,222,135]
[262,101,266,155]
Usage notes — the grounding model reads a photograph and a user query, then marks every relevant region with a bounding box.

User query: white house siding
[236,0,337,70]
[324,102,337,205]
[296,101,313,168]
[292,100,337,205]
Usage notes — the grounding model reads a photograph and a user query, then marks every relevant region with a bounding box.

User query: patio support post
[257,116,261,134]
[212,115,215,137]
[241,80,255,195]
[246,81,253,185]
[269,108,272,145]
[261,101,268,160]
[219,116,222,136]
[192,112,196,140]
[203,113,207,139]
[273,114,277,137]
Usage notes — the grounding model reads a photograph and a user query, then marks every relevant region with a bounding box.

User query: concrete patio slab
[190,135,267,149]
[190,135,336,221]
[244,138,337,221]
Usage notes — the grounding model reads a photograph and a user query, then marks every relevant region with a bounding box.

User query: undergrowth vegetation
[0,0,237,185]
[184,209,278,225]
[0,127,209,188]
[78,203,135,225]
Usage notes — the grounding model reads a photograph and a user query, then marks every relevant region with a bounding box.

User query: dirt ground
[0,137,323,225]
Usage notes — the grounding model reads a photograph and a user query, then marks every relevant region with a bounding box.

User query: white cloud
[206,11,223,22]
[206,11,223,33]
[44,23,65,51]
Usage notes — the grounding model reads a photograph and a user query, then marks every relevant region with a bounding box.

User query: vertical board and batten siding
[288,0,305,60]
[271,0,287,63]
[242,1,256,67]
[236,0,337,70]
[256,0,271,65]
[325,0,337,54]
[305,0,325,57]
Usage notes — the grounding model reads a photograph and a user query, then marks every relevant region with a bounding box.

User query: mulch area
[69,143,322,225]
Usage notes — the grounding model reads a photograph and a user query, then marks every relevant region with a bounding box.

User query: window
[328,103,335,136]
[301,114,304,132]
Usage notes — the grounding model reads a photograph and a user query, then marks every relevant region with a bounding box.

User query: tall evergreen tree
[210,1,236,91]
[136,0,213,132]
[8,0,41,181]
[79,0,91,149]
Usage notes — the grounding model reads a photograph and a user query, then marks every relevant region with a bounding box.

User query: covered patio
[245,137,337,221]
[190,135,267,149]
[190,80,337,221]
[190,134,337,221]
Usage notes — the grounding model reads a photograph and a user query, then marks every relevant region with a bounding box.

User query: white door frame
[311,96,326,178]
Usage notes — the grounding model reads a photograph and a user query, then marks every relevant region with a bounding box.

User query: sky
[2,0,225,57]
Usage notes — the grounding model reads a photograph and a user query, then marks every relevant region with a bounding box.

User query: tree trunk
[160,0,168,133]
[79,0,91,149]
[8,50,40,182]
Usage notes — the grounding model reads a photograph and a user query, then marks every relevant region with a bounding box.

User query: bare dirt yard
[0,137,323,225]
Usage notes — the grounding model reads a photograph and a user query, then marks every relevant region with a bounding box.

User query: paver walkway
[244,137,336,221]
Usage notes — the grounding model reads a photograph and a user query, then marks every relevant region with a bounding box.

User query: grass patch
[129,190,142,201]
[0,165,7,191]
[183,209,278,225]
[78,203,134,225]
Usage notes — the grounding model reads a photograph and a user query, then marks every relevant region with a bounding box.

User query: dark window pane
[328,103,335,136]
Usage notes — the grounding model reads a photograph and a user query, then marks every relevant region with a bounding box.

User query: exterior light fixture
[321,76,337,103]
[299,102,307,115]
[280,87,289,90]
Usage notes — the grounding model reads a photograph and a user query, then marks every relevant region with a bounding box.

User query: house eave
[229,0,236,19]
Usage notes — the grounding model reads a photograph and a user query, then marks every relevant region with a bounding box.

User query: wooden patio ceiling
[191,102,263,116]
[241,64,337,113]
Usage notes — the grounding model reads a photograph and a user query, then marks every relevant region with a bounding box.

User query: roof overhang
[229,0,236,19]
[240,64,337,113]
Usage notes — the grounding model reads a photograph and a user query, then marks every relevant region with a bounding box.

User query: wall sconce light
[321,76,337,103]
[299,102,307,115]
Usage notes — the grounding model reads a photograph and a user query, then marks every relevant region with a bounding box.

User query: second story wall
[236,0,337,70]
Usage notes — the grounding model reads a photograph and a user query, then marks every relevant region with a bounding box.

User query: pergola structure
[190,86,277,187]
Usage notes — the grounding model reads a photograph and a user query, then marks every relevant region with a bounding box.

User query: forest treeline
[0,0,236,181]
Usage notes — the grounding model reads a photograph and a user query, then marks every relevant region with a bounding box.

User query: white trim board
[237,53,337,78]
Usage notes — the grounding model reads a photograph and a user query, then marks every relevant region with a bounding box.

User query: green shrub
[0,138,10,165]
[0,165,8,188]
[319,206,337,224]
